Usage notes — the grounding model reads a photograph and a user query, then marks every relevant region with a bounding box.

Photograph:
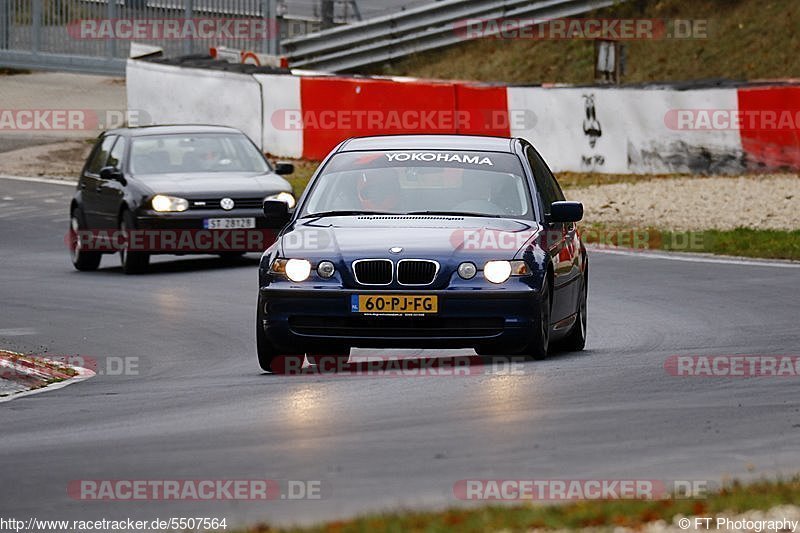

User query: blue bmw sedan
[256,135,587,373]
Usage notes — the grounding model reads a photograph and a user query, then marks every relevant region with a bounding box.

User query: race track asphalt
[0,177,798,528]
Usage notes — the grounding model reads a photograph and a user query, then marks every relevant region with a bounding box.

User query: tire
[562,271,587,352]
[69,208,102,271]
[525,277,551,360]
[256,307,304,374]
[119,210,149,275]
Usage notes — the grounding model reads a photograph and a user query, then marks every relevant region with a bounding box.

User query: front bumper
[132,208,277,254]
[135,208,274,229]
[259,286,544,350]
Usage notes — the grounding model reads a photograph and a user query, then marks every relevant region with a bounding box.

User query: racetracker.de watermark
[665,355,800,377]
[0,109,150,131]
[271,355,528,377]
[68,18,279,40]
[0,354,140,378]
[66,229,277,253]
[453,479,714,500]
[270,109,536,132]
[67,479,327,500]
[258,228,708,255]
[665,109,800,131]
[453,18,709,40]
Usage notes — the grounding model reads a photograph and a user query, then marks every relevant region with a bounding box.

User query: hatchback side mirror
[99,166,124,183]
[549,201,583,223]
[274,162,294,175]
[263,199,291,228]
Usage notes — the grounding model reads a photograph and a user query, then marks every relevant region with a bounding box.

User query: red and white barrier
[737,86,800,170]
[255,74,513,160]
[507,87,745,173]
[126,59,800,173]
[255,73,303,158]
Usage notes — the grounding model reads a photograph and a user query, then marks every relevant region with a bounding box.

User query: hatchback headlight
[151,195,189,212]
[265,191,296,209]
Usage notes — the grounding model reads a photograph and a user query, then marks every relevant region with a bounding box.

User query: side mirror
[99,166,124,183]
[263,199,291,228]
[549,201,583,223]
[274,162,294,175]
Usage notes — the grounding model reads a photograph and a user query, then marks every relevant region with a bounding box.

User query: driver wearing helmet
[356,170,402,211]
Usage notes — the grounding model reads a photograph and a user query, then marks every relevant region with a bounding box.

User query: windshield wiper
[300,210,393,219]
[405,210,502,218]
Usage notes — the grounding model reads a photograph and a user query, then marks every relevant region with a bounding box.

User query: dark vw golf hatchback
[69,125,295,274]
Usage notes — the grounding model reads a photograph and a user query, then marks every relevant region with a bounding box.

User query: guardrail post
[184,0,193,55]
[32,0,41,53]
[321,0,334,29]
[262,0,279,55]
[107,0,117,60]
[0,0,9,50]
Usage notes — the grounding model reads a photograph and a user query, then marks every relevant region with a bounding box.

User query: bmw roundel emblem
[389,247,403,254]
[220,198,235,210]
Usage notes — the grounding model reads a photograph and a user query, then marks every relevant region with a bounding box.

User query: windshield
[301,151,533,218]
[129,133,270,175]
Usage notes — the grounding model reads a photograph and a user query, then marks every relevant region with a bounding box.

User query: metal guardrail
[283,0,621,72]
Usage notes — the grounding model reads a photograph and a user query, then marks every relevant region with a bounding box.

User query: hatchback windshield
[130,133,270,175]
[301,151,533,218]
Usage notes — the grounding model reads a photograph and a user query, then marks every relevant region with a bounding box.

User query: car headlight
[265,191,296,209]
[271,258,312,282]
[483,260,530,284]
[151,195,188,212]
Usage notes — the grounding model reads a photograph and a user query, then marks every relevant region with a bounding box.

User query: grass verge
[373,0,800,84]
[582,225,800,261]
[272,158,318,198]
[237,477,800,532]
[556,171,694,188]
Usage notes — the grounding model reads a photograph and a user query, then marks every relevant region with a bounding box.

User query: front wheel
[562,272,587,352]
[119,210,149,275]
[525,278,551,360]
[256,312,304,374]
[69,208,102,271]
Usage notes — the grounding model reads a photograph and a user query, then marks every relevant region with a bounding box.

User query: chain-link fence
[0,0,282,74]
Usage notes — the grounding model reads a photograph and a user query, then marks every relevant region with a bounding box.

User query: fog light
[458,262,477,280]
[317,261,336,278]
